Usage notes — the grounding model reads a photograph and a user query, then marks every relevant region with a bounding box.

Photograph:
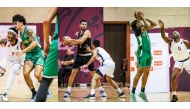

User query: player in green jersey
[12,14,51,102]
[130,12,157,102]
[35,7,58,102]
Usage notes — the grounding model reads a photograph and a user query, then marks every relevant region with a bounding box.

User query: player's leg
[63,68,79,97]
[63,56,81,98]
[23,61,35,101]
[34,53,45,82]
[105,75,125,98]
[34,65,43,82]
[36,39,58,101]
[2,63,22,101]
[0,59,11,102]
[137,52,151,102]
[130,65,144,102]
[84,72,102,100]
[88,62,106,97]
[171,68,180,102]
[35,77,53,102]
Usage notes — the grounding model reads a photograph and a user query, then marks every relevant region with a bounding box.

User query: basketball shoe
[138,91,148,102]
[130,93,137,102]
[171,95,178,102]
[2,93,9,102]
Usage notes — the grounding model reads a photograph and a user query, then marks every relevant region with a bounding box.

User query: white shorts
[0,58,23,74]
[174,57,190,73]
[98,59,115,78]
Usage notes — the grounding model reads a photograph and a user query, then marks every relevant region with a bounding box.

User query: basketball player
[158,20,190,102]
[0,27,25,101]
[80,40,125,99]
[35,7,58,102]
[130,12,157,102]
[12,14,51,101]
[63,20,106,98]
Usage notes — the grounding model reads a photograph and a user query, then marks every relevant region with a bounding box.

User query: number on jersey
[178,46,181,51]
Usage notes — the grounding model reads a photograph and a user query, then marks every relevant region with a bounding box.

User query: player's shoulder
[26,26,33,33]
[85,30,91,33]
[182,39,189,43]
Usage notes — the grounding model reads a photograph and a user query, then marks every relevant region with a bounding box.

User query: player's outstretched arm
[0,38,7,44]
[67,30,90,44]
[145,18,157,30]
[158,19,172,45]
[43,7,58,55]
[80,49,97,69]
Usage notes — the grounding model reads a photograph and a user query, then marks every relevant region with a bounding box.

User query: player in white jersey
[158,20,190,102]
[80,40,125,100]
[0,27,25,101]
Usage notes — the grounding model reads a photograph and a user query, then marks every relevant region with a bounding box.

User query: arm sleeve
[134,28,141,36]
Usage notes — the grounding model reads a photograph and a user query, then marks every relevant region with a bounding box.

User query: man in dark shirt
[58,49,75,87]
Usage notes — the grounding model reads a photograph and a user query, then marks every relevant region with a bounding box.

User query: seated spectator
[58,49,75,87]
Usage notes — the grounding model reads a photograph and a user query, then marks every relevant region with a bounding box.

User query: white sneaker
[100,90,107,97]
[63,92,71,98]
[47,90,52,99]
[2,93,9,102]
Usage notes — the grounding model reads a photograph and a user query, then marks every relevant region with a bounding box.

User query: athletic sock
[132,87,136,94]
[173,91,176,95]
[99,86,104,91]
[117,88,123,94]
[31,88,36,94]
[67,86,71,92]
[141,87,145,93]
[91,89,95,95]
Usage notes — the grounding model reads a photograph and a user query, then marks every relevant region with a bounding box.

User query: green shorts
[137,49,152,68]
[25,50,45,66]
[43,39,58,78]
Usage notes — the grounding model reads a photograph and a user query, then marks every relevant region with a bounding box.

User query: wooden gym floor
[58,84,130,102]
[134,92,190,102]
[0,67,58,102]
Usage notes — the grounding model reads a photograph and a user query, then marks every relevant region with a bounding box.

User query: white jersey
[96,47,113,65]
[5,39,25,62]
[170,38,189,61]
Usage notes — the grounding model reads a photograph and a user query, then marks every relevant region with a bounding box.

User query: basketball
[62,36,71,46]
[134,10,144,20]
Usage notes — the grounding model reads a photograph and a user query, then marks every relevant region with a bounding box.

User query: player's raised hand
[138,13,144,20]
[158,19,164,28]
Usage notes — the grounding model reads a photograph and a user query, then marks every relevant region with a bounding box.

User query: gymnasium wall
[0,7,56,48]
[0,7,56,23]
[104,7,190,28]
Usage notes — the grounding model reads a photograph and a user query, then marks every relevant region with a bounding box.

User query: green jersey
[53,16,58,39]
[136,31,151,51]
[20,26,42,53]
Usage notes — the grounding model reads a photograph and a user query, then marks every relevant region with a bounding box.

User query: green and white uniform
[136,31,152,68]
[20,26,45,66]
[43,16,58,78]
